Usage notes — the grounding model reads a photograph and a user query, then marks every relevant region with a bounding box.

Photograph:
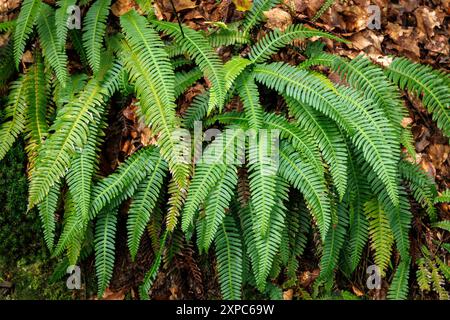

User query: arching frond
[386,58,450,138]
[387,257,411,300]
[215,215,243,300]
[249,24,346,63]
[82,0,111,74]
[242,0,280,34]
[153,20,226,113]
[13,0,41,68]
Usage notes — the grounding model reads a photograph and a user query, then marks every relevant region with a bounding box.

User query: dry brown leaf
[414,6,443,40]
[263,8,292,31]
[352,285,364,297]
[283,289,293,300]
[111,0,137,16]
[101,288,126,300]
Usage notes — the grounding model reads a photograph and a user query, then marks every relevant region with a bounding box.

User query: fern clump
[1,1,449,301]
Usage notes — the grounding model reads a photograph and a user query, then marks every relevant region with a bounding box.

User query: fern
[215,215,243,300]
[365,198,394,275]
[95,205,118,298]
[91,146,160,218]
[37,183,60,250]
[28,59,120,209]
[0,76,28,160]
[386,58,450,138]
[174,68,203,98]
[55,0,77,48]
[433,220,450,232]
[127,156,167,260]
[312,0,336,22]
[153,20,226,113]
[197,166,238,251]
[242,0,280,34]
[249,24,346,63]
[36,3,69,87]
[120,11,189,188]
[83,0,111,74]
[13,0,41,68]
[434,189,450,204]
[387,257,411,300]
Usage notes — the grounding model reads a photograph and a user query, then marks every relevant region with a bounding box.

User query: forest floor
[0,0,449,300]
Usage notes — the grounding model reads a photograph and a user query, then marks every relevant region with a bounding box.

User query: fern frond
[208,29,249,47]
[55,0,77,48]
[416,257,431,292]
[37,3,69,86]
[0,76,28,160]
[25,52,49,170]
[386,58,450,138]
[236,72,265,129]
[399,160,437,221]
[365,198,394,275]
[309,53,406,133]
[387,257,411,300]
[215,215,243,300]
[430,263,449,300]
[95,205,118,298]
[317,201,349,290]
[182,128,242,232]
[82,0,111,74]
[432,220,450,232]
[198,166,238,251]
[37,183,60,250]
[0,20,16,33]
[28,60,121,209]
[91,146,160,218]
[279,142,331,240]
[247,129,279,237]
[127,155,167,260]
[13,0,41,68]
[312,0,336,22]
[152,20,226,113]
[224,57,252,91]
[285,98,348,199]
[434,189,450,204]
[242,0,280,34]
[174,68,203,98]
[120,11,189,188]
[249,24,346,63]
[183,90,209,129]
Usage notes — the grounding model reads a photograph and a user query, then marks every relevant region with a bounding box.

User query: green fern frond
[183,90,209,129]
[430,263,449,300]
[208,29,249,47]
[416,257,431,292]
[432,220,450,232]
[215,215,243,300]
[317,201,349,289]
[55,0,77,48]
[37,3,69,87]
[279,142,331,240]
[0,20,16,33]
[434,189,450,204]
[224,57,252,91]
[82,0,111,74]
[95,205,118,298]
[249,24,346,63]
[152,20,226,113]
[309,53,406,133]
[182,128,242,232]
[0,75,28,160]
[127,155,167,260]
[387,257,411,300]
[90,146,160,218]
[174,68,203,98]
[37,183,60,250]
[365,198,394,276]
[0,43,15,88]
[198,166,238,251]
[28,60,121,209]
[399,160,437,221]
[25,52,49,168]
[285,98,348,199]
[386,58,450,138]
[236,72,265,129]
[242,0,280,34]
[120,11,189,188]
[166,179,187,231]
[13,0,41,68]
[312,0,336,22]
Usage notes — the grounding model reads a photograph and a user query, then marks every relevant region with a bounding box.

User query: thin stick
[168,0,185,38]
